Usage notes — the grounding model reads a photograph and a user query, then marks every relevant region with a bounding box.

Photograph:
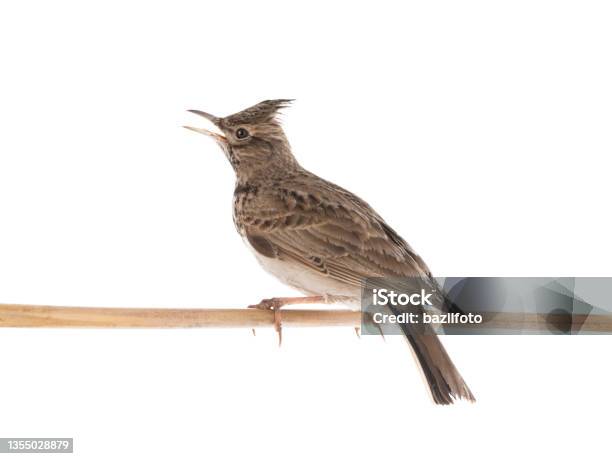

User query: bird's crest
[223,99,293,126]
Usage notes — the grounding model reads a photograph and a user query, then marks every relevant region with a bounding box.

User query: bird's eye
[235,128,250,139]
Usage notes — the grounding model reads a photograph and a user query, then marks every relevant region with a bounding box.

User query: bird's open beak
[183,110,228,147]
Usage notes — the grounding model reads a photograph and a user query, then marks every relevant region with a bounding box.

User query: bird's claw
[248,298,285,346]
[248,298,284,310]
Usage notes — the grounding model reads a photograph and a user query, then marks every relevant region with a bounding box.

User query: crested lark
[185,100,474,404]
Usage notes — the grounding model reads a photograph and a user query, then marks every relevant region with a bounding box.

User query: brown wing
[238,174,432,287]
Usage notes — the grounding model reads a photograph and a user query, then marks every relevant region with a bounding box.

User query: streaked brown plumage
[185,100,475,404]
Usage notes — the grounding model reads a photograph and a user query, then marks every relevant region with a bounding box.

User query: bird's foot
[248,297,289,346]
[248,296,336,345]
[248,297,287,310]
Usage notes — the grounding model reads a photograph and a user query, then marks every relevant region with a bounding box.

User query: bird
[184,99,475,405]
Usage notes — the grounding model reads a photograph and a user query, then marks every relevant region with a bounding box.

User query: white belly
[242,237,361,308]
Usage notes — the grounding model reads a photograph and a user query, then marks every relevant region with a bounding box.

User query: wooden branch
[0,304,610,333]
[0,304,360,328]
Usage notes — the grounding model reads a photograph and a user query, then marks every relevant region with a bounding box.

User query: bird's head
[185,99,298,180]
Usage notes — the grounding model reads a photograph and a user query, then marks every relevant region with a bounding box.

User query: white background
[1,1,611,458]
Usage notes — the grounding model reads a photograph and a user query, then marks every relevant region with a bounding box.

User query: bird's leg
[248,296,322,346]
[248,295,350,345]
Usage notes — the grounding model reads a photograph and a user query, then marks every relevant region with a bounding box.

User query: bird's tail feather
[401,323,475,405]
